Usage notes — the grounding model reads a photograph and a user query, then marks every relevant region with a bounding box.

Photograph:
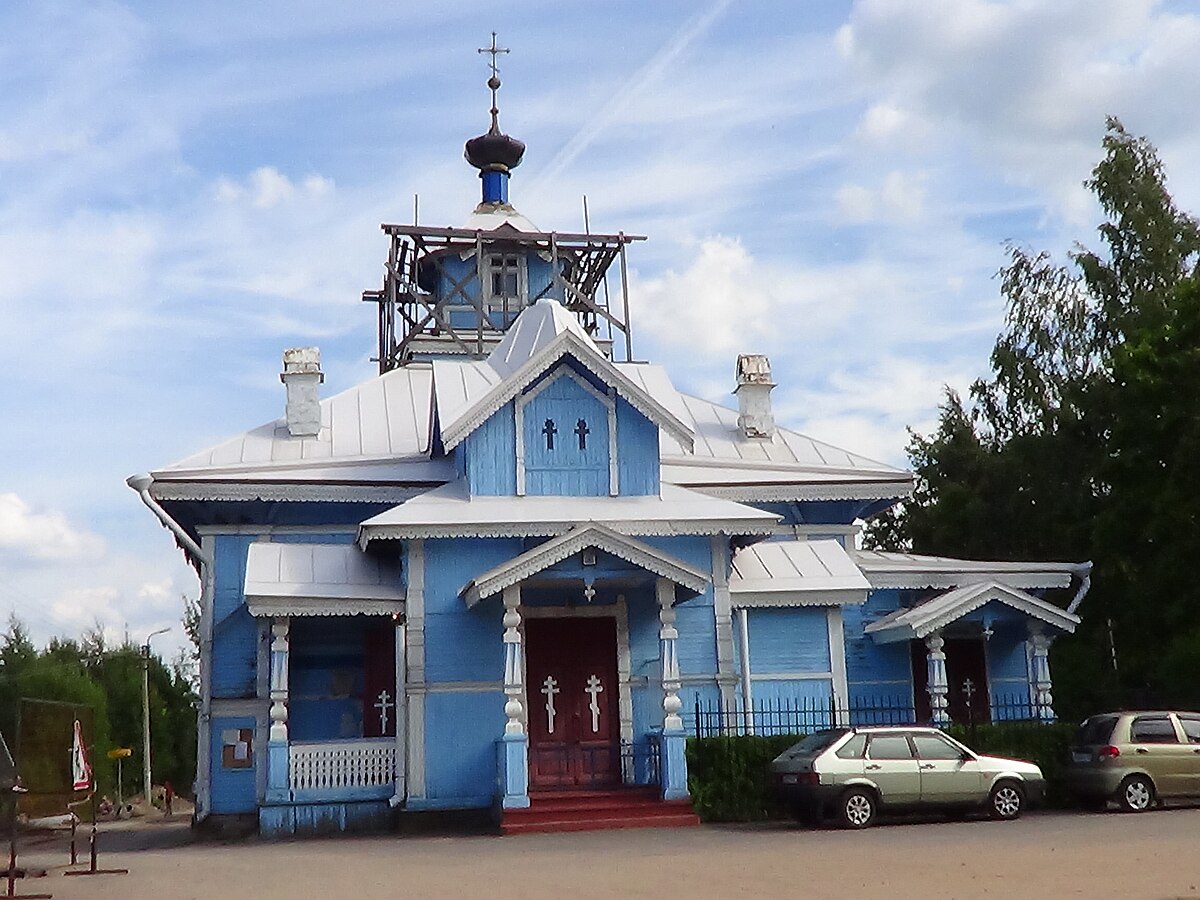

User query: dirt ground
[11,807,1200,900]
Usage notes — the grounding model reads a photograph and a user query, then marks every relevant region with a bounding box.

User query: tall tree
[871,119,1200,715]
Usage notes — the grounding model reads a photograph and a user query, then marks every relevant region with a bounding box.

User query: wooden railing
[289,739,396,793]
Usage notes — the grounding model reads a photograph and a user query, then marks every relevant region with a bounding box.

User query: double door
[525,617,620,790]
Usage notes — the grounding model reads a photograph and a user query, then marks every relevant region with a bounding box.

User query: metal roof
[729,539,870,607]
[357,482,780,543]
[244,543,404,617]
[864,580,1080,643]
[852,550,1080,590]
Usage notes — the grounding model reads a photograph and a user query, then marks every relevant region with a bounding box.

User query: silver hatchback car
[770,726,1045,828]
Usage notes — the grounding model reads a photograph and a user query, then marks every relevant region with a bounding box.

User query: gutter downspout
[1066,561,1094,616]
[126,474,213,822]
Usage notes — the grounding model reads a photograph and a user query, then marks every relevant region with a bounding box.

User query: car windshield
[1074,716,1118,746]
[783,730,848,757]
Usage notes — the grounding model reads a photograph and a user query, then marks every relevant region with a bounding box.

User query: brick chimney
[734,354,775,439]
[280,347,324,437]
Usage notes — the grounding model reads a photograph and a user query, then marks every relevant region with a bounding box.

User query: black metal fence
[691,693,1053,739]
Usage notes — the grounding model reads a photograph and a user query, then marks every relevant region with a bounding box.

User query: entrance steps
[500,787,701,835]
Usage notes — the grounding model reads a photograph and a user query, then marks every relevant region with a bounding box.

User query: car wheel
[1116,775,1154,813]
[988,781,1024,820]
[838,788,876,829]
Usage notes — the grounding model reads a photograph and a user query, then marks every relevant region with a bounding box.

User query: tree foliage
[870,118,1200,715]
[0,615,196,804]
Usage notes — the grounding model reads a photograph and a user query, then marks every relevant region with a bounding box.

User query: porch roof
[357,481,780,543]
[852,549,1081,590]
[460,522,710,608]
[244,543,405,617]
[729,539,870,608]
[864,580,1080,644]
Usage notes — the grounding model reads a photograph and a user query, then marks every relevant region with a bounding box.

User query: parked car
[1066,711,1200,812]
[770,726,1045,828]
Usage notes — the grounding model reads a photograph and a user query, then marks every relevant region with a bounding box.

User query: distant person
[163,782,174,818]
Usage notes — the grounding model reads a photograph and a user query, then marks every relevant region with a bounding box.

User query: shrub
[686,734,800,822]
[947,722,1077,807]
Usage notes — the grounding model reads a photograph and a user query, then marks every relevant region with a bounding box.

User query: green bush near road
[686,734,801,822]
[687,722,1079,822]
[946,721,1078,807]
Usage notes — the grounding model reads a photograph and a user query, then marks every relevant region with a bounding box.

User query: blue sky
[3,0,1200,659]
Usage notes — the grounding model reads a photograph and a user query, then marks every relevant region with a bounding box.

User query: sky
[3,0,1200,661]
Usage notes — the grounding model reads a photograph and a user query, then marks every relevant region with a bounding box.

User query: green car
[1066,711,1200,812]
[770,726,1045,829]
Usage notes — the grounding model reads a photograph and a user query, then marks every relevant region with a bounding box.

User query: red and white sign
[71,719,92,791]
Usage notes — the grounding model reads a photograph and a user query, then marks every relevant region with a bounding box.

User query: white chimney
[280,347,324,437]
[734,354,775,439]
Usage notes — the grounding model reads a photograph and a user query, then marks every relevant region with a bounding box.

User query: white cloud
[214,167,335,209]
[0,494,106,562]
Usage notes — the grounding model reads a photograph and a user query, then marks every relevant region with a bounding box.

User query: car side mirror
[960,751,974,763]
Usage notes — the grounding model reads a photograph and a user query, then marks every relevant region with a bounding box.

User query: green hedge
[686,734,801,822]
[946,722,1078,807]
[687,723,1079,822]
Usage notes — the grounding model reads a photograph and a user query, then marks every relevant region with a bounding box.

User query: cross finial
[477,32,510,132]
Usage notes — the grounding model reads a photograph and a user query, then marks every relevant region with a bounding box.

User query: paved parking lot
[16,807,1200,900]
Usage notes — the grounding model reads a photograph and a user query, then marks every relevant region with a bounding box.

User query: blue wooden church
[128,61,1092,836]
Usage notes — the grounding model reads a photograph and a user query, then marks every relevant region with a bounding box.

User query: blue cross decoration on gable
[575,418,590,450]
[542,418,557,450]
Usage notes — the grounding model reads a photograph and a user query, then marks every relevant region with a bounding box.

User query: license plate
[782,774,799,785]
[1072,751,1091,763]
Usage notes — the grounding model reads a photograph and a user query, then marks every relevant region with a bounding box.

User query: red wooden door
[362,621,397,738]
[525,617,620,790]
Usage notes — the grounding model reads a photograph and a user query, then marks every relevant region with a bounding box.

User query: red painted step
[500,788,701,835]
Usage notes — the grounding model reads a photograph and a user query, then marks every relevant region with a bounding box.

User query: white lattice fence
[289,739,396,792]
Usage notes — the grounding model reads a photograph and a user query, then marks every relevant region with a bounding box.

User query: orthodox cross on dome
[585,675,604,733]
[477,31,510,132]
[542,418,557,450]
[541,675,560,734]
[575,418,590,450]
[374,689,393,734]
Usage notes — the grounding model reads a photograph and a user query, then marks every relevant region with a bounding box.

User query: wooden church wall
[842,589,917,709]
[418,537,519,805]
[211,534,261,699]
[465,404,517,495]
[615,397,659,496]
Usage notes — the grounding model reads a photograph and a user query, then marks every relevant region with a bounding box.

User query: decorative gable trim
[514,366,618,496]
[460,522,709,607]
[441,330,694,453]
[864,580,1080,644]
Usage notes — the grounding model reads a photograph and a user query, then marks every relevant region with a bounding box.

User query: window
[912,733,965,760]
[781,730,846,759]
[867,735,914,760]
[488,253,520,298]
[1074,715,1118,746]
[1177,716,1200,744]
[1130,716,1179,744]
[221,728,253,769]
[835,733,867,759]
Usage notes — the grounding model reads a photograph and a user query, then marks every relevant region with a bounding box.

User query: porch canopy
[864,579,1080,644]
[729,539,870,607]
[460,522,710,607]
[244,542,405,617]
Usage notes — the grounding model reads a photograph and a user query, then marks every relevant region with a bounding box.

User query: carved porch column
[924,632,950,727]
[391,612,407,805]
[499,584,530,809]
[1029,625,1055,722]
[266,616,290,802]
[657,577,688,800]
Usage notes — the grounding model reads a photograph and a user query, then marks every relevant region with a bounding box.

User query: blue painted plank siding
[985,619,1032,712]
[737,608,831,674]
[288,617,371,741]
[421,537,521,683]
[270,532,357,545]
[209,715,257,814]
[465,404,517,495]
[843,589,916,704]
[211,535,260,699]
[616,397,659,495]
[523,373,609,496]
[423,691,507,804]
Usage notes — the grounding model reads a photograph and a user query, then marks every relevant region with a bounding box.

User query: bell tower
[361,36,645,370]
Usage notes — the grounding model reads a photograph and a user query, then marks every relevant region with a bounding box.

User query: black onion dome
[465,126,525,173]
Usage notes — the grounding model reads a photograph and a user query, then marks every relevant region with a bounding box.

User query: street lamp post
[141,628,170,805]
